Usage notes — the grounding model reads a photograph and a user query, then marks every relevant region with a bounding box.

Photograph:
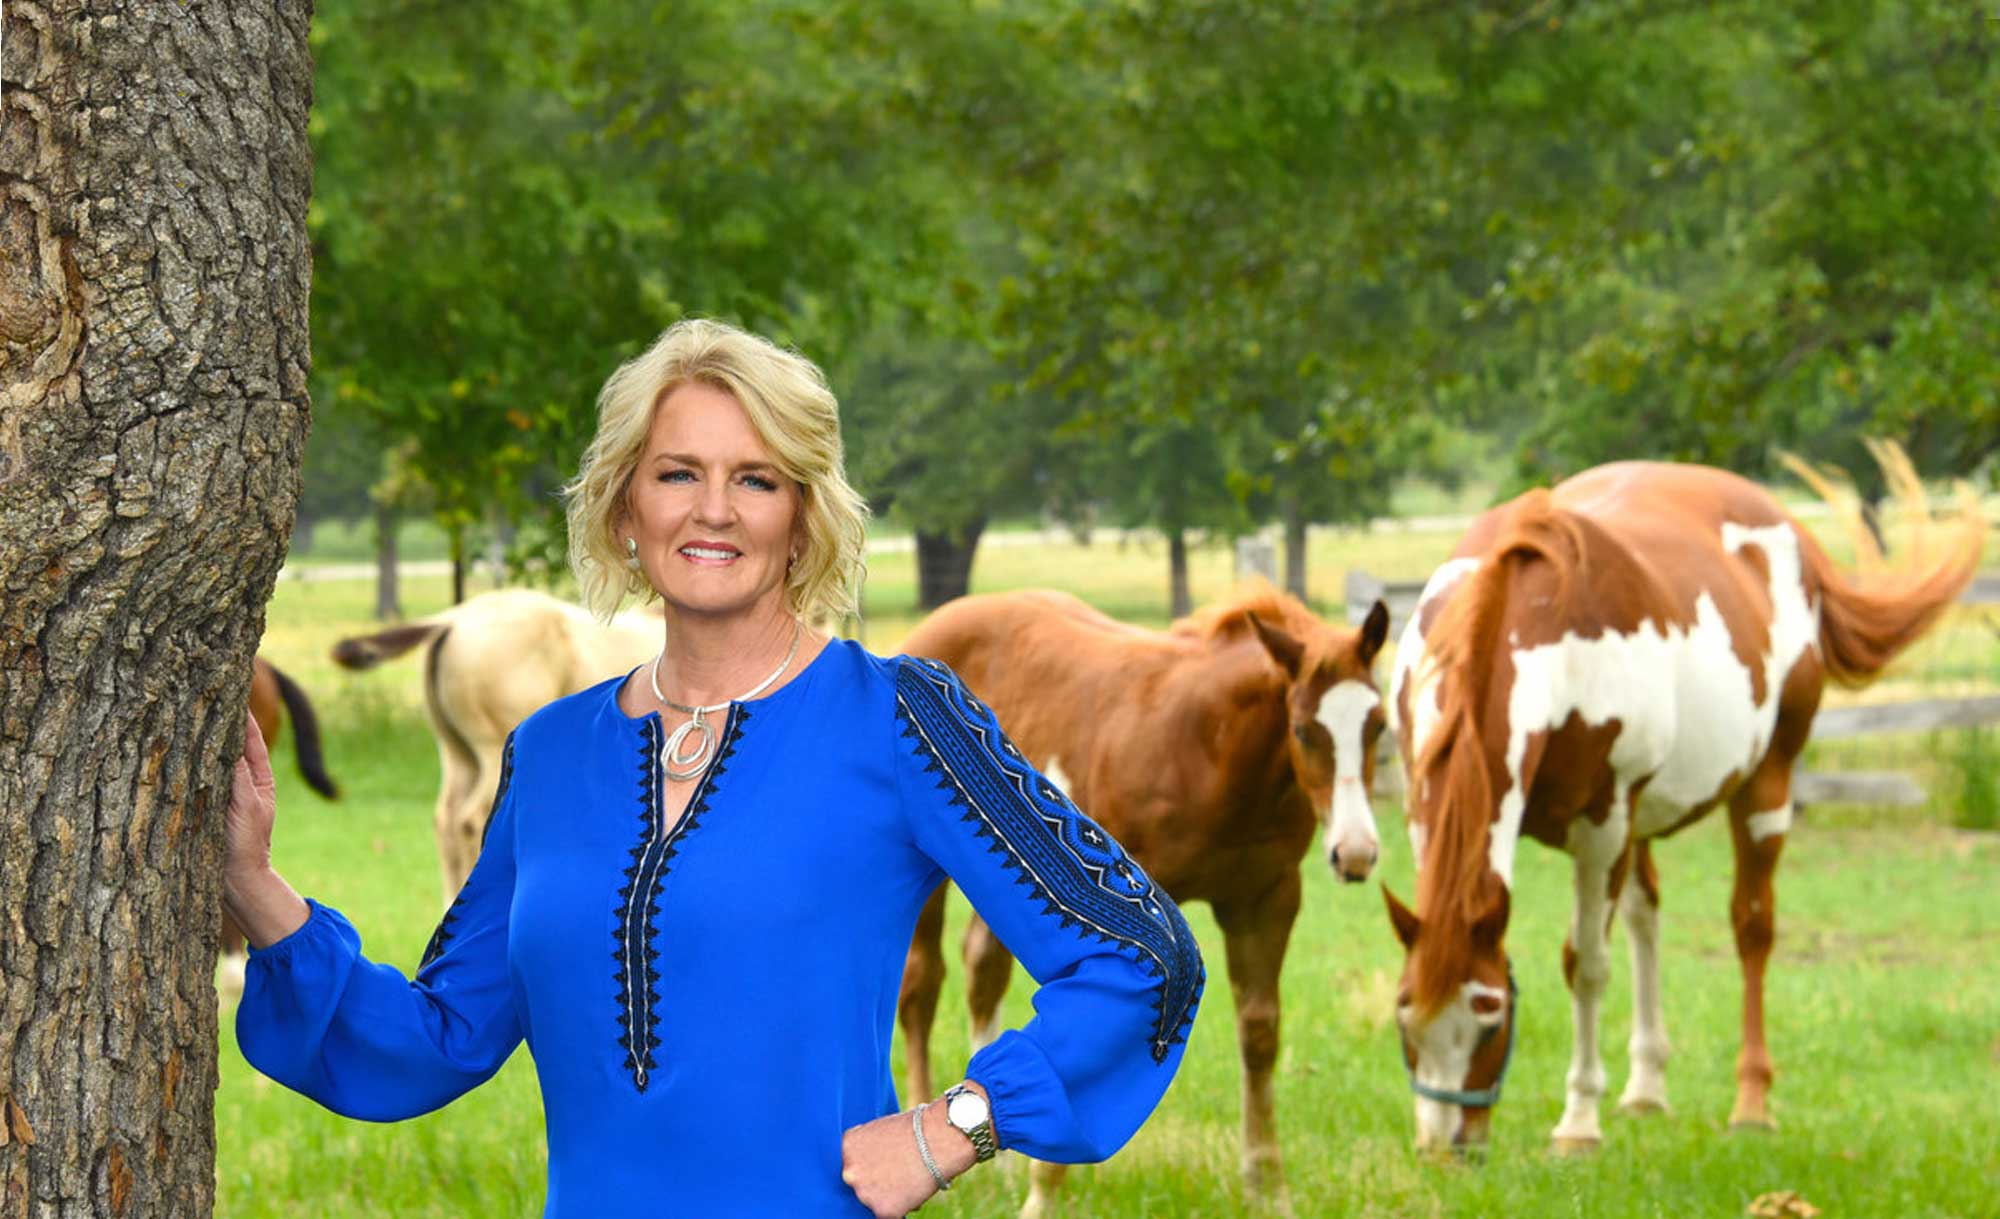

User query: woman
[227,319,1204,1217]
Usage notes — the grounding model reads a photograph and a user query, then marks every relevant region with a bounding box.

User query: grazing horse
[220,656,341,999]
[1384,449,1984,1154]
[331,589,661,905]
[898,583,1390,1215]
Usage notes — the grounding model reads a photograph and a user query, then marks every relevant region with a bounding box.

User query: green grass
[225,529,2000,1218]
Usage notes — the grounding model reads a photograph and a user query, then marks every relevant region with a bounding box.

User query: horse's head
[1384,881,1517,1153]
[1247,599,1390,883]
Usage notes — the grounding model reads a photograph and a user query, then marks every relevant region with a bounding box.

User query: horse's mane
[1171,577,1312,640]
[1410,490,1586,1015]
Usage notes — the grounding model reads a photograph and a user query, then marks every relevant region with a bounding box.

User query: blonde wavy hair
[563,319,870,623]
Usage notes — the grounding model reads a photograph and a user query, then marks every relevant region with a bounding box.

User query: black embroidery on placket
[418,730,518,973]
[611,705,747,1092]
[894,658,1204,1063]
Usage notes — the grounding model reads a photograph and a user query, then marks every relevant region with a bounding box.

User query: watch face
[947,1091,990,1129]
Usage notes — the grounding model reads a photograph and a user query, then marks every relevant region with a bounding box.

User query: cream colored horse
[333,589,660,904]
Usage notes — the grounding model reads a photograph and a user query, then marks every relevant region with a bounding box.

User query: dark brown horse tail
[330,620,446,670]
[1785,442,1986,688]
[268,662,340,800]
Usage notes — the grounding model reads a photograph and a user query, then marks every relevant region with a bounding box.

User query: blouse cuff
[245,897,342,965]
[965,1030,1082,1160]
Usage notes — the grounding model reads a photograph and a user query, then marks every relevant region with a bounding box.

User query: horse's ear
[1383,885,1421,950]
[1358,600,1391,667]
[1472,885,1511,951]
[1248,611,1304,677]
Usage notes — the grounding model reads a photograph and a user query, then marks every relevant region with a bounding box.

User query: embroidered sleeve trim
[611,705,747,1093]
[419,730,518,973]
[895,658,1203,1063]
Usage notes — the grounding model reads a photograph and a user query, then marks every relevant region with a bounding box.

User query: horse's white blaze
[1406,978,1508,1150]
[1315,679,1382,868]
[1407,819,1428,863]
[1747,801,1793,843]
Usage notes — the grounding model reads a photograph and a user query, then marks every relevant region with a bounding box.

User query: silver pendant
[661,711,716,781]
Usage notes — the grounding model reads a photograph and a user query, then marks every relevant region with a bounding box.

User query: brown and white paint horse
[332,589,661,905]
[1384,450,1983,1153]
[899,583,1389,1215]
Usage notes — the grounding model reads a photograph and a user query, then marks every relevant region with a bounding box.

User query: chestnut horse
[219,656,340,998]
[1384,448,1983,1153]
[331,589,661,905]
[899,583,1389,1215]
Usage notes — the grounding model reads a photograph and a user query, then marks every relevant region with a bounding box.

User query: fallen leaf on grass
[1748,1191,1821,1219]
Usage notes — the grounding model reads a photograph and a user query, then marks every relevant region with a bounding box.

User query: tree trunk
[1168,529,1193,618]
[374,501,402,622]
[914,519,985,610]
[1282,498,1309,601]
[0,6,313,1217]
[449,522,467,605]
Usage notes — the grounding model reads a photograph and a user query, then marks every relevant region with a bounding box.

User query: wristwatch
[941,1083,999,1162]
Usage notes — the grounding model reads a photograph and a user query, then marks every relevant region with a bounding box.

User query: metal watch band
[942,1084,1000,1162]
[911,1104,951,1192]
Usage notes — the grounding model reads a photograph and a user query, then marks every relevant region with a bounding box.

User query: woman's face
[621,381,803,624]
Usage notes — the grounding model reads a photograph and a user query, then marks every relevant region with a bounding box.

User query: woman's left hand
[841,1102,972,1217]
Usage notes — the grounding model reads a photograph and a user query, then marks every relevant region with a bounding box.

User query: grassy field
[222,520,2000,1217]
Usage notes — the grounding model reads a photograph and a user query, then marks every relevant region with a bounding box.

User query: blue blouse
[236,641,1203,1217]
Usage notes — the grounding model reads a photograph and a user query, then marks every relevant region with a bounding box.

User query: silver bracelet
[911,1103,951,1192]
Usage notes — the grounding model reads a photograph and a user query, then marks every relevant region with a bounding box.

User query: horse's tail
[1780,440,1986,688]
[1408,489,1586,1015]
[331,621,447,671]
[267,661,340,800]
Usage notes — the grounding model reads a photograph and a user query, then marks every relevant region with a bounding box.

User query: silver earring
[624,538,641,571]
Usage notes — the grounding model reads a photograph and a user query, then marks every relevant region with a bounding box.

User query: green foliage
[309,0,2000,574]
[1492,0,2000,484]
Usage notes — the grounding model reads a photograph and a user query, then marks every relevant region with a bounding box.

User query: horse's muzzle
[1329,839,1378,883]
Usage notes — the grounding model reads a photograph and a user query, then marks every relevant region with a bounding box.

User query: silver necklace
[650,621,801,781]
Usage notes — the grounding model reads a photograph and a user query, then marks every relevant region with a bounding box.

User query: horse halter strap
[1405,968,1519,1110]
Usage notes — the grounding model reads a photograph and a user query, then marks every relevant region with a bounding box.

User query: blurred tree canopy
[304,0,1998,609]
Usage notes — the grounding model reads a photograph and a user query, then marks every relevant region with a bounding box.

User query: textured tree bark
[914,519,984,610]
[0,4,313,1216]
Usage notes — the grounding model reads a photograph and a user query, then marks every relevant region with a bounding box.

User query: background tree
[0,4,313,1214]
[1441,0,2000,487]
[296,1,1995,624]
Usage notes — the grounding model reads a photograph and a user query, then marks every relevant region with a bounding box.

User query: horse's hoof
[1729,1116,1778,1133]
[1550,1136,1602,1157]
[1618,1096,1670,1117]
